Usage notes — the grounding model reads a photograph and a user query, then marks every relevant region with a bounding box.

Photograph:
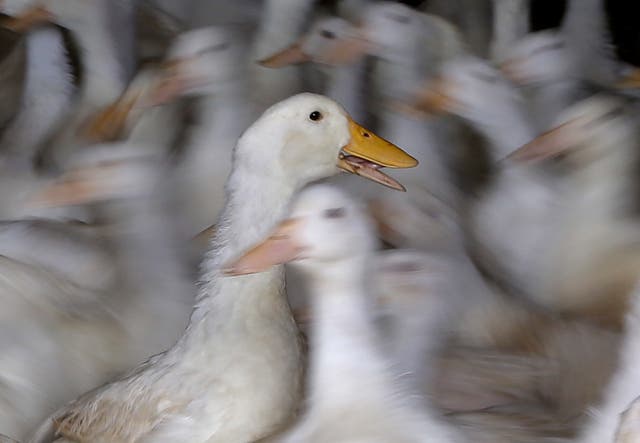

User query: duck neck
[528,79,579,131]
[250,0,315,109]
[0,27,74,167]
[326,61,366,123]
[490,0,529,60]
[73,1,134,106]
[192,80,250,149]
[182,160,297,347]
[470,99,535,161]
[566,136,637,221]
[306,256,392,409]
[378,45,424,102]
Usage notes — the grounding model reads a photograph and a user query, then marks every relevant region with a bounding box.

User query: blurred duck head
[500,32,571,86]
[223,184,377,276]
[508,94,636,165]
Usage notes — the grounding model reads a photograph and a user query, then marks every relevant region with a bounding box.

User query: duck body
[29,93,417,443]
[228,184,460,443]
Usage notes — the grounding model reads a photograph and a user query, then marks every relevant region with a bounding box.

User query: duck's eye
[320,29,336,39]
[324,207,346,219]
[309,111,323,121]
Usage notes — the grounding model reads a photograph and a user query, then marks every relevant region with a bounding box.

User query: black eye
[320,29,336,39]
[324,207,346,219]
[309,111,323,121]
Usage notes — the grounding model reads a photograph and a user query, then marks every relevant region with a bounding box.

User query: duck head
[259,16,368,68]
[406,56,523,122]
[235,93,418,191]
[30,143,162,207]
[223,184,375,275]
[508,94,634,164]
[80,26,244,141]
[500,32,571,86]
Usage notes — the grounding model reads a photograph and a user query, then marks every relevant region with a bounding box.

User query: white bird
[507,94,640,329]
[500,0,627,131]
[0,0,137,169]
[0,144,195,441]
[27,93,417,443]
[0,25,74,169]
[249,0,317,113]
[577,285,640,443]
[226,184,463,443]
[408,55,557,302]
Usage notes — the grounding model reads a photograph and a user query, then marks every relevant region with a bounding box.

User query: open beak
[1,5,52,32]
[507,121,575,162]
[223,218,305,275]
[616,68,640,89]
[259,42,311,68]
[337,118,418,191]
[405,77,456,116]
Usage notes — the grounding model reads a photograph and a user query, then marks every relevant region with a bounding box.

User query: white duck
[27,93,417,443]
[508,94,640,329]
[500,0,624,131]
[249,0,317,113]
[0,24,74,169]
[409,55,559,302]
[0,144,196,441]
[82,26,254,239]
[321,3,466,211]
[489,0,530,62]
[225,183,462,443]
[577,285,640,443]
[0,0,136,169]
[0,26,26,130]
[422,0,493,57]
[259,16,368,123]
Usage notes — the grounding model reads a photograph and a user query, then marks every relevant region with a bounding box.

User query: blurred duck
[0,24,73,169]
[250,0,317,113]
[369,184,619,442]
[422,0,492,57]
[263,2,466,211]
[0,144,195,440]
[488,0,530,62]
[614,395,640,443]
[83,26,253,239]
[226,184,463,443]
[508,95,640,329]
[259,16,368,123]
[0,0,136,169]
[407,55,555,302]
[27,93,417,443]
[500,0,632,131]
[0,27,26,130]
[577,286,640,443]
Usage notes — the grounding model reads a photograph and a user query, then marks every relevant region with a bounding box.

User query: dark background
[395,0,640,66]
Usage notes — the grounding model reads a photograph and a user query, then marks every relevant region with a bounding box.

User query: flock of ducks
[0,0,640,442]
